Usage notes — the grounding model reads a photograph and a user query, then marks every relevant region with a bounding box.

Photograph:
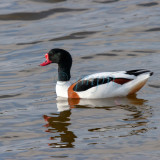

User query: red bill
[40,53,52,66]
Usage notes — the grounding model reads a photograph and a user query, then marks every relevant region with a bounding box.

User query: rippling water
[0,0,160,159]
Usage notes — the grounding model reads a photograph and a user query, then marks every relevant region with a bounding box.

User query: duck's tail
[126,70,153,95]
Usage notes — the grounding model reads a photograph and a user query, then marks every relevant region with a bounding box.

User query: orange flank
[68,82,80,99]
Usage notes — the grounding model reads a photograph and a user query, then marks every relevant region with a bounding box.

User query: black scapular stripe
[73,77,132,92]
[73,77,113,92]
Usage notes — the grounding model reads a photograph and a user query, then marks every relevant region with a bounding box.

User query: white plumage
[56,70,152,99]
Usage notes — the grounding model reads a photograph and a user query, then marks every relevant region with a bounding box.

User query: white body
[56,71,151,99]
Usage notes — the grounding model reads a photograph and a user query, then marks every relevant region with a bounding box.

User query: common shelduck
[40,48,153,99]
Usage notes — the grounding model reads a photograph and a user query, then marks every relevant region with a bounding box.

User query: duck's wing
[72,69,153,92]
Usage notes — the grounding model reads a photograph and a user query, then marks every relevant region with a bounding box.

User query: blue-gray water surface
[0,0,160,159]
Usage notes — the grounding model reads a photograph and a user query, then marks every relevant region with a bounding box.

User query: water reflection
[43,111,77,148]
[43,95,153,148]
[88,103,153,137]
[56,94,147,111]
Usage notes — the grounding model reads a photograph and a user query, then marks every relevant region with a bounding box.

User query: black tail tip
[150,72,154,76]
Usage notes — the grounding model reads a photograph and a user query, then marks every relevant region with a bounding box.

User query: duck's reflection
[43,95,153,148]
[56,94,147,111]
[43,110,77,148]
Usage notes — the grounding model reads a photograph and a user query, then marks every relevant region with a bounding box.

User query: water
[0,0,160,159]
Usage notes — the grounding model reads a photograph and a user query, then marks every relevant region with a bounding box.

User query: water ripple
[137,2,159,7]
[94,0,120,4]
[30,0,66,3]
[17,40,43,45]
[145,27,160,32]
[0,94,21,99]
[0,8,87,21]
[49,31,98,41]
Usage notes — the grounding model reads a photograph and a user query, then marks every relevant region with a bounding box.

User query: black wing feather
[126,69,153,76]
[73,77,113,92]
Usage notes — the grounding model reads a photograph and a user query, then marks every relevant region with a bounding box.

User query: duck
[40,48,153,99]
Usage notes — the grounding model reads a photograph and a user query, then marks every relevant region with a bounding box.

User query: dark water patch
[0,8,87,21]
[145,27,160,32]
[19,69,32,73]
[50,156,68,158]
[96,53,117,56]
[17,40,43,45]
[2,136,19,139]
[137,2,158,7]
[148,84,160,88]
[94,0,119,4]
[0,94,21,99]
[81,56,94,59]
[88,143,98,145]
[133,50,156,53]
[74,105,91,109]
[31,0,66,3]
[127,54,136,56]
[112,50,124,52]
[88,128,101,132]
[81,51,119,60]
[75,105,116,110]
[49,31,97,41]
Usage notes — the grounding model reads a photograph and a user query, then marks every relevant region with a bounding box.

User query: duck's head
[40,48,72,81]
[40,48,72,67]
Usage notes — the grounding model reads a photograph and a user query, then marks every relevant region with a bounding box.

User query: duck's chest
[56,81,71,98]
